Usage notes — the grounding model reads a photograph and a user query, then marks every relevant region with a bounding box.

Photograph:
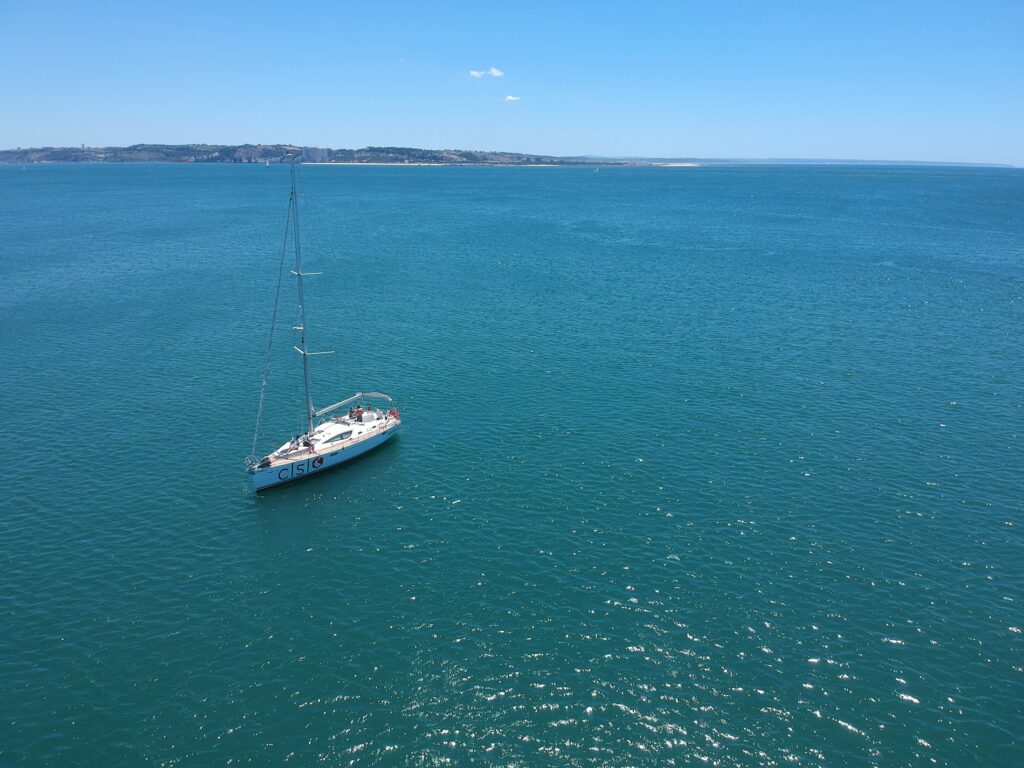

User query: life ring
[388,408,399,419]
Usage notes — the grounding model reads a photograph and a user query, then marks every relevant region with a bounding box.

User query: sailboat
[246,159,400,491]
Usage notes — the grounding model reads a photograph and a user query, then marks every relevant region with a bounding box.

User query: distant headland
[0,144,632,166]
[0,144,1012,167]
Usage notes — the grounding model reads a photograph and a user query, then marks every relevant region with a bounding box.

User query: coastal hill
[1,145,1008,167]
[0,144,632,166]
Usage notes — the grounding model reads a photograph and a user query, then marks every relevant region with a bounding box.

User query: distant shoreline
[0,144,1013,168]
[0,144,634,167]
[302,162,622,167]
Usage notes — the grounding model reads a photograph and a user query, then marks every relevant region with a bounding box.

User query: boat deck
[264,415,399,468]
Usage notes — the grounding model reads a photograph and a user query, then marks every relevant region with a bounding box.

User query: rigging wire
[250,187,294,460]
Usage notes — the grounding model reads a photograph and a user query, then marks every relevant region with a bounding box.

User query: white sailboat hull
[251,421,399,491]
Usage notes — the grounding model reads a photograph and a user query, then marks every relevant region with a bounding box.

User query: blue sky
[1,0,1021,164]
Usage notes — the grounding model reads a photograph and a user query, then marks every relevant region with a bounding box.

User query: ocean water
[1,163,1021,766]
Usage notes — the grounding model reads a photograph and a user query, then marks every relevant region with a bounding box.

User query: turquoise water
[1,163,1022,766]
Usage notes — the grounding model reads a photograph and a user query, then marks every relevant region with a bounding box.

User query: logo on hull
[278,457,317,481]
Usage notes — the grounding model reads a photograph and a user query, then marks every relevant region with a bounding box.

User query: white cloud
[505,95,521,102]
[469,67,505,78]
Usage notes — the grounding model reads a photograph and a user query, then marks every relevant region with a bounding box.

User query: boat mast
[290,156,316,435]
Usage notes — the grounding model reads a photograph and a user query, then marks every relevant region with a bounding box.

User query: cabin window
[325,430,353,444]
